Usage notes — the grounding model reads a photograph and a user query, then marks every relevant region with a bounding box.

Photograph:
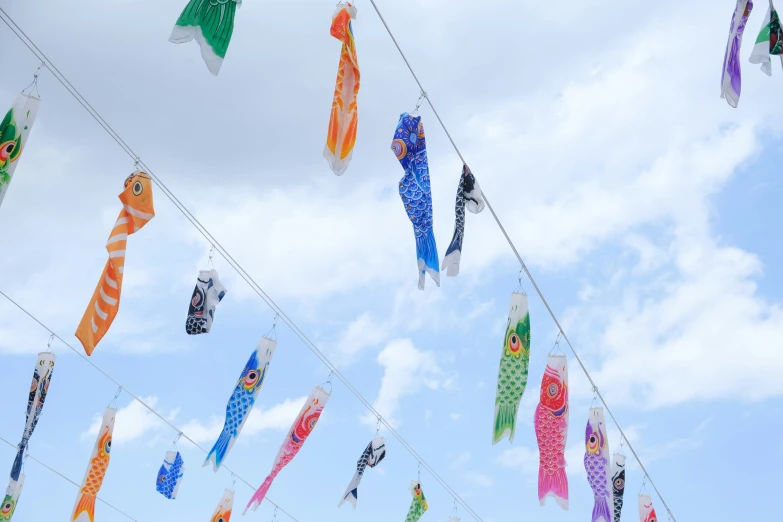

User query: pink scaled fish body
[534,355,569,509]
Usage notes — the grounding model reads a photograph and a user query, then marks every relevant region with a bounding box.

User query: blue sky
[1,0,782,521]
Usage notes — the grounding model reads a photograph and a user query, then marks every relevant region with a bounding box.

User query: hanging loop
[590,386,599,409]
[515,267,526,294]
[417,461,421,482]
[46,333,55,353]
[207,244,215,270]
[266,313,279,339]
[172,432,183,448]
[22,62,45,97]
[375,416,382,437]
[322,371,334,393]
[109,386,123,408]
[548,331,563,355]
[412,90,427,115]
[272,506,278,521]
[639,474,649,494]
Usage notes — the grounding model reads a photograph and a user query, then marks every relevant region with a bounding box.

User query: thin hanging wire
[363,1,677,520]
[0,290,298,522]
[0,6,675,521]
[0,434,139,522]
[21,61,44,97]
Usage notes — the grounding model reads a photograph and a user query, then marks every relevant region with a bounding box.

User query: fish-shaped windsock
[72,408,115,522]
[75,171,155,356]
[750,0,783,75]
[244,386,330,514]
[638,494,658,522]
[442,165,484,277]
[338,437,386,509]
[156,451,185,499]
[0,93,40,210]
[392,113,440,290]
[584,408,613,522]
[493,292,531,444]
[611,454,626,522]
[210,489,234,522]
[1,476,24,522]
[186,269,227,335]
[204,337,276,472]
[169,0,240,75]
[9,352,55,483]
[721,0,754,107]
[324,3,360,176]
[405,481,428,522]
[534,354,569,509]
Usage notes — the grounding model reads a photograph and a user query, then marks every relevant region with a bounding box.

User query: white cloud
[462,472,494,488]
[81,397,176,446]
[497,446,539,475]
[451,451,471,469]
[361,338,453,428]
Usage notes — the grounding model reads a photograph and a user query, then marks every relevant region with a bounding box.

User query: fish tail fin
[243,474,274,515]
[10,445,24,481]
[170,0,236,75]
[592,495,612,522]
[203,426,232,472]
[72,491,96,522]
[415,228,440,290]
[441,234,462,277]
[492,401,518,444]
[538,467,569,510]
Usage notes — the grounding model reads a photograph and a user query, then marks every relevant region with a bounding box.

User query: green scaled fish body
[493,292,530,444]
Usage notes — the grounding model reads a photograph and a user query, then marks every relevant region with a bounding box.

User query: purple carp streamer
[584,407,612,522]
[244,386,330,514]
[721,0,754,107]
[9,353,55,482]
[204,337,276,472]
[338,437,386,508]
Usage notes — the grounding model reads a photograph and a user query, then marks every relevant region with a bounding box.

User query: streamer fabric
[244,386,330,514]
[493,292,531,444]
[210,489,234,522]
[75,171,155,355]
[170,0,241,75]
[392,113,440,289]
[721,0,754,107]
[204,337,276,472]
[186,269,227,335]
[750,0,783,74]
[534,354,569,509]
[584,407,612,522]
[156,451,185,499]
[0,93,39,210]
[638,494,658,522]
[0,476,23,522]
[405,481,428,522]
[338,437,386,508]
[611,453,626,522]
[72,407,115,522]
[9,352,55,482]
[324,3,360,176]
[442,164,484,277]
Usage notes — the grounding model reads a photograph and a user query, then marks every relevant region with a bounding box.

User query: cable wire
[0,8,486,521]
[0,290,298,522]
[0,434,139,521]
[365,1,677,519]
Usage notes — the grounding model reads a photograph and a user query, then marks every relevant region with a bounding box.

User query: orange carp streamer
[324,3,360,176]
[75,171,155,355]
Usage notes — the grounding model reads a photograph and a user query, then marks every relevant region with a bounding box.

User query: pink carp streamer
[243,387,330,514]
[534,355,569,509]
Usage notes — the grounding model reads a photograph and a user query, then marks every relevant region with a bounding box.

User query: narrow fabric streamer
[185,269,227,335]
[584,407,613,522]
[493,292,531,444]
[324,3,360,176]
[9,352,55,482]
[71,407,116,522]
[611,453,626,522]
[156,451,185,500]
[638,494,658,522]
[244,386,330,514]
[210,489,234,522]
[441,164,484,277]
[0,93,40,210]
[750,0,783,75]
[0,476,24,522]
[75,171,155,356]
[338,437,386,509]
[169,0,241,75]
[534,354,569,509]
[392,113,440,290]
[404,481,428,522]
[721,0,754,107]
[204,337,276,472]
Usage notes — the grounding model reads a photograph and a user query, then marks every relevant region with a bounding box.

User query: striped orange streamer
[75,171,155,356]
